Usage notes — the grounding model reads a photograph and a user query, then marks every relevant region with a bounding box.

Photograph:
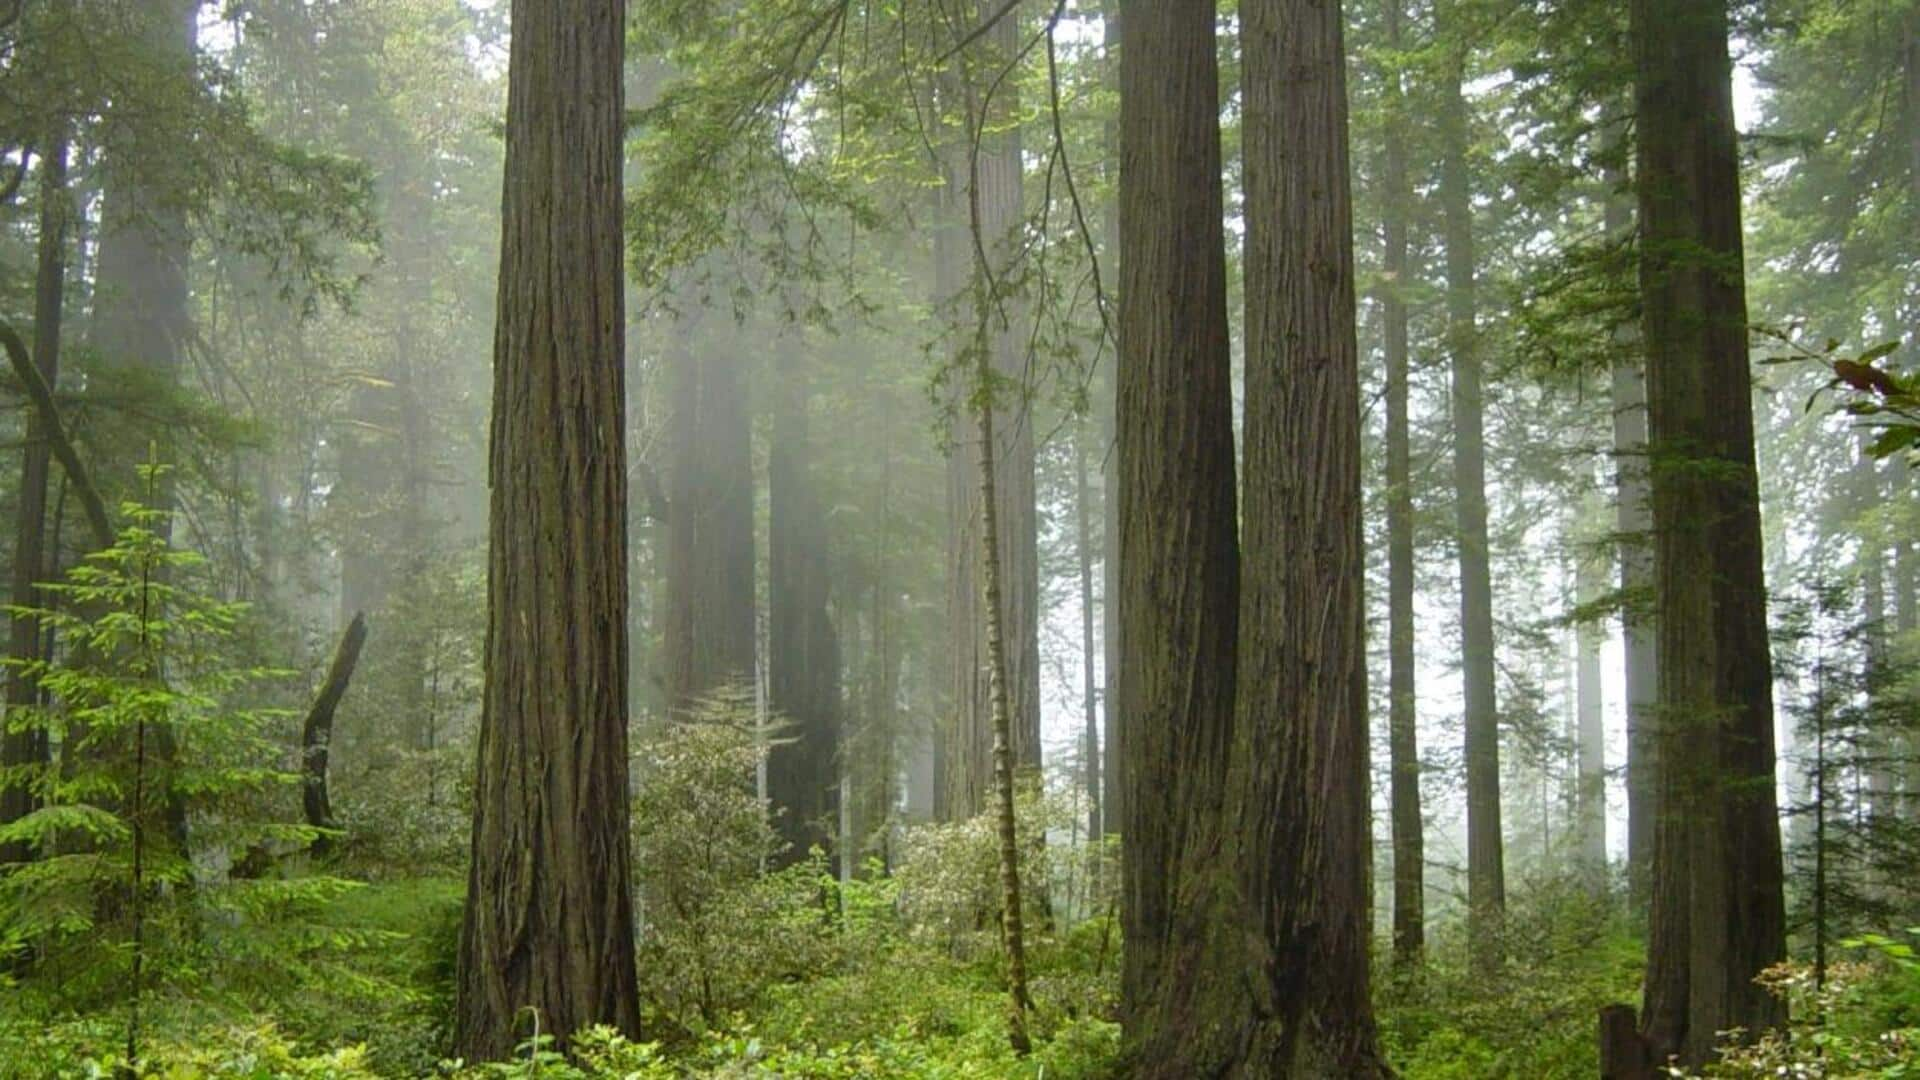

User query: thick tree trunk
[942,0,1041,820]
[1232,0,1387,1068]
[662,312,756,710]
[91,0,198,860]
[1631,0,1787,1064]
[454,0,641,1057]
[1439,37,1505,974]
[1380,0,1423,970]
[1116,1,1242,1072]
[767,350,841,866]
[0,132,70,869]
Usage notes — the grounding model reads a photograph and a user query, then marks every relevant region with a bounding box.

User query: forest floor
[1,870,1908,1078]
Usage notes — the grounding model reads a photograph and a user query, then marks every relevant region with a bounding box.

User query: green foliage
[0,489,408,1069]
[0,495,311,961]
[630,689,840,1037]
[1379,875,1643,1079]
[1687,954,1920,1078]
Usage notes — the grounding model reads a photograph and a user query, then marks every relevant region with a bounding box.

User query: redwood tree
[767,349,841,865]
[1379,0,1423,969]
[1118,0,1384,1071]
[1632,0,1787,1064]
[455,0,640,1057]
[1116,0,1241,1070]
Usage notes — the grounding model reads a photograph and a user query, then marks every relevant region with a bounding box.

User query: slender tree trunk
[767,347,841,866]
[1608,163,1658,907]
[454,0,640,1056]
[1896,509,1916,821]
[1576,527,1608,892]
[662,311,756,709]
[1439,30,1505,973]
[1076,431,1101,842]
[0,130,70,869]
[1856,442,1896,821]
[1233,0,1387,1068]
[1380,0,1423,970]
[975,383,1033,1053]
[1100,0,1124,845]
[1116,1,1242,1072]
[1632,0,1787,1063]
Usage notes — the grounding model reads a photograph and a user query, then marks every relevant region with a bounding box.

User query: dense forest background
[0,0,1918,1076]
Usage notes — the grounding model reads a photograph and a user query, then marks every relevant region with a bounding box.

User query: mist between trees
[1,0,1918,1078]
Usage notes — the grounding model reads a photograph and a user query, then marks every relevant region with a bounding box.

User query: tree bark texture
[454,0,641,1057]
[1116,0,1242,1072]
[1232,0,1387,1068]
[1439,34,1505,972]
[1632,0,1787,1063]
[767,351,841,866]
[1380,0,1423,970]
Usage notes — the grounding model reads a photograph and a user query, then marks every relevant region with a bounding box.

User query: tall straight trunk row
[1436,17,1505,973]
[1118,0,1383,1072]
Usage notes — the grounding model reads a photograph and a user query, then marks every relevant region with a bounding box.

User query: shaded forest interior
[2,0,1920,1077]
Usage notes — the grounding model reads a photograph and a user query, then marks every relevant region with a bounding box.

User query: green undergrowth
[0,875,1121,1079]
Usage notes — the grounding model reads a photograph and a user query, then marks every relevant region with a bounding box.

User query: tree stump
[1599,1003,1655,1079]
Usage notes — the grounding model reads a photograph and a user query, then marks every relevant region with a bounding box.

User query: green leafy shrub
[1692,947,1920,1078]
[630,689,839,1037]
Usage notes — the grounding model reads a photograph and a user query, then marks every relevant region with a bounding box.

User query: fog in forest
[0,1,1916,1077]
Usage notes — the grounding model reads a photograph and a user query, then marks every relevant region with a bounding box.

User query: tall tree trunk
[1233,0,1386,1067]
[1632,0,1787,1063]
[1856,442,1896,821]
[1076,430,1101,842]
[1896,501,1916,822]
[1116,1,1242,1072]
[1438,28,1505,973]
[975,381,1033,1053]
[662,313,756,709]
[942,0,1041,819]
[454,0,640,1057]
[767,348,841,866]
[0,131,71,868]
[1380,0,1423,970]
[1100,0,1124,845]
[91,0,198,860]
[1608,154,1658,909]
[1576,523,1608,892]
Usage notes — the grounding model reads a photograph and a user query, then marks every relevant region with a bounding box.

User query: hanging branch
[0,320,113,549]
